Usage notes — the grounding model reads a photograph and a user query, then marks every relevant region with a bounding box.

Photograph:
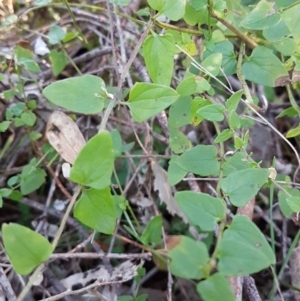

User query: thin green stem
[61,0,87,44]
[17,187,81,301]
[213,122,224,196]
[155,20,203,35]
[98,20,153,132]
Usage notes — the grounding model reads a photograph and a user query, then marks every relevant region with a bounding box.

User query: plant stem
[98,20,153,132]
[210,11,257,49]
[16,188,81,301]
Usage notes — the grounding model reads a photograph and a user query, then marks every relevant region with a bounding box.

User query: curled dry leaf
[46,111,86,164]
[151,159,188,223]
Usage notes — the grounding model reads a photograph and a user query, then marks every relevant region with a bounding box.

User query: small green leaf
[49,50,68,76]
[141,216,162,245]
[168,96,192,128]
[9,102,26,117]
[286,196,300,212]
[263,19,290,42]
[70,131,114,189]
[127,83,179,122]
[214,129,232,143]
[8,190,23,201]
[20,166,46,195]
[176,145,220,176]
[286,125,300,138]
[234,136,244,149]
[143,34,175,86]
[48,25,66,44]
[175,191,226,231]
[276,107,298,118]
[222,152,251,177]
[226,90,243,112]
[168,156,187,186]
[197,273,235,301]
[197,104,225,122]
[43,75,106,114]
[202,53,222,77]
[2,223,53,275]
[74,187,116,234]
[169,128,192,154]
[242,46,289,87]
[278,189,298,217]
[14,46,41,73]
[169,236,209,279]
[221,168,270,206]
[218,215,276,275]
[29,131,42,141]
[272,37,296,56]
[240,0,280,30]
[190,97,211,126]
[204,41,237,75]
[21,111,36,126]
[282,5,300,38]
[176,75,211,96]
[228,111,241,130]
[0,121,10,132]
[155,0,186,21]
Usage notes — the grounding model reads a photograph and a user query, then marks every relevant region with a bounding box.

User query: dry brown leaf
[151,159,188,223]
[46,111,86,164]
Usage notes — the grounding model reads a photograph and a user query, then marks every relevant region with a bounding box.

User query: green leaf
[184,3,206,26]
[168,156,187,186]
[141,216,162,245]
[110,129,123,157]
[152,0,186,21]
[278,189,298,217]
[197,104,225,122]
[175,191,226,231]
[70,131,114,189]
[226,90,243,112]
[20,165,46,195]
[176,75,211,96]
[0,121,10,132]
[214,129,232,143]
[169,236,209,279]
[190,97,211,126]
[176,145,220,176]
[21,111,36,126]
[286,125,300,138]
[197,273,235,301]
[221,168,270,207]
[74,187,116,234]
[127,83,179,122]
[240,0,280,30]
[169,128,192,154]
[202,53,222,77]
[14,46,41,73]
[263,19,290,42]
[49,50,68,76]
[143,34,175,86]
[43,75,106,114]
[222,152,251,177]
[242,46,289,87]
[282,5,300,38]
[168,96,192,128]
[204,41,237,75]
[286,196,300,213]
[276,107,298,118]
[8,190,23,201]
[48,25,66,44]
[9,102,26,117]
[218,215,276,275]
[2,223,53,275]
[272,37,296,56]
